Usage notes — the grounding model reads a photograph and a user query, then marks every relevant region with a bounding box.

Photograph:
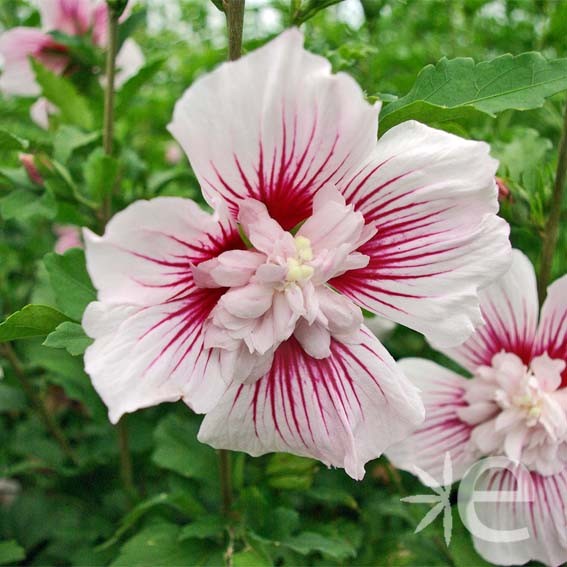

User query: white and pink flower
[82,30,511,479]
[54,225,83,253]
[0,0,143,126]
[387,250,567,566]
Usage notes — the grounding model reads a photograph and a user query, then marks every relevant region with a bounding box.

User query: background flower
[387,250,567,566]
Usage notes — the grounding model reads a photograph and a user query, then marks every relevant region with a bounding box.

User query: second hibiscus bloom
[82,29,511,479]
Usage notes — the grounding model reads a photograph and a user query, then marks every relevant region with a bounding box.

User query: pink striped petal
[83,296,227,423]
[386,358,477,485]
[198,327,425,480]
[442,250,539,373]
[83,197,243,306]
[82,198,244,420]
[168,28,378,230]
[467,466,567,567]
[333,120,511,348]
[533,273,567,388]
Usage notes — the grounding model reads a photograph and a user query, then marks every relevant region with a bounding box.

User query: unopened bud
[19,153,43,185]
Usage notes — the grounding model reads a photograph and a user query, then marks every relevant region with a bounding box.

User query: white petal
[534,272,567,389]
[198,327,424,480]
[83,197,233,305]
[168,28,379,230]
[293,319,331,359]
[334,120,512,348]
[83,298,227,423]
[467,466,567,567]
[386,358,477,486]
[442,250,539,373]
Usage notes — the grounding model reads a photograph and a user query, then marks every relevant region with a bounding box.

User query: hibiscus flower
[387,250,567,565]
[0,0,143,125]
[82,29,511,479]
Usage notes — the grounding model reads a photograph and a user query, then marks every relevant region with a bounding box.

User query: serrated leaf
[44,249,96,321]
[0,129,28,152]
[0,305,70,342]
[84,148,119,203]
[110,522,223,567]
[32,60,94,130]
[381,53,567,132]
[43,321,92,355]
[0,540,26,565]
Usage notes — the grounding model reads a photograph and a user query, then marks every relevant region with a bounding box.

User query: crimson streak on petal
[198,327,424,480]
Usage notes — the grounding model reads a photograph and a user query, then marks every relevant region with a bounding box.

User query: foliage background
[0,0,566,565]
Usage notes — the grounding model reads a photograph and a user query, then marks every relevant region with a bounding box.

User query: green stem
[215,0,245,525]
[102,2,137,502]
[1,343,79,466]
[219,449,234,516]
[538,99,567,302]
[224,0,245,61]
[117,416,138,502]
[101,3,119,223]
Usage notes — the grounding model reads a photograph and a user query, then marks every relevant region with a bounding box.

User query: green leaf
[292,0,344,25]
[233,549,272,567]
[449,510,492,567]
[110,523,223,567]
[0,540,26,565]
[266,453,317,490]
[179,516,225,541]
[25,342,105,418]
[0,305,70,343]
[43,321,93,355]
[44,249,96,321]
[0,129,28,152]
[32,60,94,130]
[381,53,567,132]
[97,493,173,551]
[0,189,57,221]
[283,532,357,561]
[117,58,165,113]
[84,148,119,203]
[54,126,100,164]
[152,414,217,483]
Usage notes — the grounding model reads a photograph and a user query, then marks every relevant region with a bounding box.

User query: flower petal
[386,358,477,486]
[83,297,228,423]
[533,273,567,388]
[83,197,242,306]
[168,28,379,230]
[441,250,539,373]
[333,120,511,348]
[115,38,144,88]
[83,197,244,421]
[198,327,424,480]
[466,466,567,567]
[0,28,55,95]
